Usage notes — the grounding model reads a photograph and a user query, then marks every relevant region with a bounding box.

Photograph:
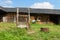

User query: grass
[0,22,60,40]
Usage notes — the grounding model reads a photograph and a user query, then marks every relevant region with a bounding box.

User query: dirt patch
[27,30,35,34]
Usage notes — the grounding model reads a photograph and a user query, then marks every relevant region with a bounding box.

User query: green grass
[0,22,60,40]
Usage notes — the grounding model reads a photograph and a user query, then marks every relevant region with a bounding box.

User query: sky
[0,0,60,9]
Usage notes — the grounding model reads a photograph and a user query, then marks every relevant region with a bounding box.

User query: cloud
[30,2,54,9]
[4,0,13,4]
[0,0,13,7]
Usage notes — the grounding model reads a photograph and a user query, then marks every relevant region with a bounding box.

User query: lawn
[0,22,60,40]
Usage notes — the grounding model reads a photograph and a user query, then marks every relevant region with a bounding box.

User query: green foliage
[0,22,60,40]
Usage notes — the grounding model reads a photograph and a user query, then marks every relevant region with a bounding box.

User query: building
[0,6,60,25]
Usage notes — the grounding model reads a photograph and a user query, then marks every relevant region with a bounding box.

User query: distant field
[0,22,60,40]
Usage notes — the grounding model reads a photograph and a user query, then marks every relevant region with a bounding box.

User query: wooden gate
[17,15,28,28]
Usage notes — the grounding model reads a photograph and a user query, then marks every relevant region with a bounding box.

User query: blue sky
[0,0,60,9]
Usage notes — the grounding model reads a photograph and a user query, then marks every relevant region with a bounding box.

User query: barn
[0,6,60,25]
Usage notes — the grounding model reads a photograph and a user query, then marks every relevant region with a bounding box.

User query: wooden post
[27,8,30,29]
[16,8,19,27]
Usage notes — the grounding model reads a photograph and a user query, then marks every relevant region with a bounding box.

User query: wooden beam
[16,8,19,26]
[27,8,30,29]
